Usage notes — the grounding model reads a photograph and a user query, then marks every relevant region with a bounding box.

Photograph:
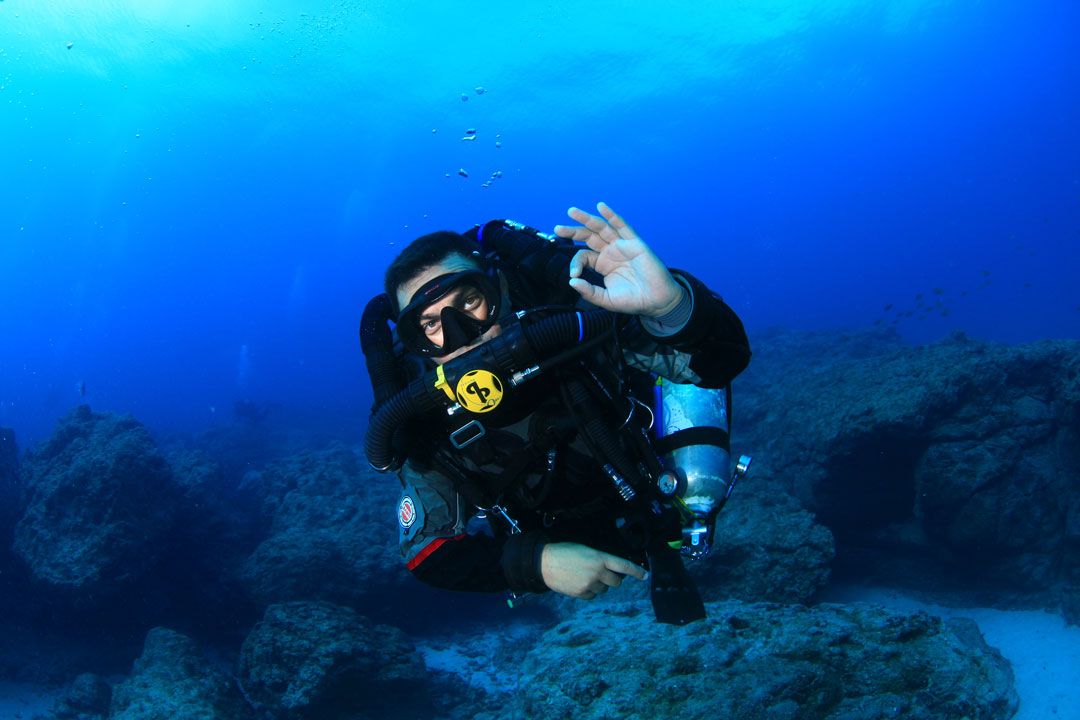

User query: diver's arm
[618,270,750,388]
[553,202,750,387]
[540,543,646,600]
[637,269,751,388]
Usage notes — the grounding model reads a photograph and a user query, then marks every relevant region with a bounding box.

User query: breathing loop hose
[364,308,617,471]
[359,294,406,411]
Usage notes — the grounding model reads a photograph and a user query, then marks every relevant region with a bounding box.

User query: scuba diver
[360,202,751,625]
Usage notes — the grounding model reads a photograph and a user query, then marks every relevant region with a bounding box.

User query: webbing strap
[653,426,731,456]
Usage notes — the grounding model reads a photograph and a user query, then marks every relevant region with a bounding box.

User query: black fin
[647,542,706,625]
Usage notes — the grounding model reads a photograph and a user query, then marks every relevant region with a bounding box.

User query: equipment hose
[364,308,614,471]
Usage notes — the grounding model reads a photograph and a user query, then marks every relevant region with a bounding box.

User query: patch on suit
[398,496,417,529]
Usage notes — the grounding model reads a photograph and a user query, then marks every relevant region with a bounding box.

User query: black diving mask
[396,269,502,357]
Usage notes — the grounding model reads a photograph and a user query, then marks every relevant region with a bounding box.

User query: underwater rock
[237,600,428,720]
[735,328,1080,616]
[700,484,835,603]
[12,406,177,597]
[155,448,263,627]
[109,627,252,720]
[47,672,112,720]
[181,407,294,485]
[0,426,19,536]
[504,599,1017,720]
[238,444,406,611]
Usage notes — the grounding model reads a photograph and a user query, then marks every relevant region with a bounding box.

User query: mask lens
[396,271,499,356]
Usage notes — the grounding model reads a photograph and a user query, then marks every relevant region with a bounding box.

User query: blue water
[2,0,1078,444]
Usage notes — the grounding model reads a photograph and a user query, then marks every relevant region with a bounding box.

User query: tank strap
[653,426,731,455]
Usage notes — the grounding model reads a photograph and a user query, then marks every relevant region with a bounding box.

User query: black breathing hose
[520,309,613,358]
[561,375,644,494]
[359,294,406,410]
[363,308,616,472]
[364,376,443,471]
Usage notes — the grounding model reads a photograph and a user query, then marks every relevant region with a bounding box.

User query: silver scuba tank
[653,378,751,559]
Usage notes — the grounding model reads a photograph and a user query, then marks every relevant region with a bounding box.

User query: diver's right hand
[540,542,646,600]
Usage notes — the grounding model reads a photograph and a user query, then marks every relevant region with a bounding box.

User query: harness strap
[653,426,731,455]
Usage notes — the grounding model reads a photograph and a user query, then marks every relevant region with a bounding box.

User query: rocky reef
[505,599,1017,720]
[0,427,18,535]
[0,426,21,575]
[13,407,177,598]
[5,327,1080,719]
[237,601,429,719]
[109,628,251,720]
[36,597,1018,720]
[237,445,406,613]
[735,329,1080,622]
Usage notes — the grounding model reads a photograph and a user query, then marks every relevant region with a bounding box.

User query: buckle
[449,419,486,449]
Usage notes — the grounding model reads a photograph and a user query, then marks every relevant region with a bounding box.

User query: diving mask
[396,269,502,357]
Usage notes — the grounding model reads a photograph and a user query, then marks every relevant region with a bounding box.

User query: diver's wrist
[641,276,694,336]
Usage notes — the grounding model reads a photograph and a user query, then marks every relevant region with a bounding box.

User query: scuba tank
[653,378,752,559]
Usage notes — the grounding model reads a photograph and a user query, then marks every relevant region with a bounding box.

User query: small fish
[460,93,468,102]
[76,380,86,397]
[915,293,924,301]
[932,287,943,295]
[460,135,476,142]
[475,86,486,95]
[960,290,968,297]
[883,303,893,312]
[464,128,477,135]
[457,168,468,178]
[66,41,74,50]
[981,269,991,277]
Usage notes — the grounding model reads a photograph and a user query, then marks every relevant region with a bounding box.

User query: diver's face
[396,254,502,365]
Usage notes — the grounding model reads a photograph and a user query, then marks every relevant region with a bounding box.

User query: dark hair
[384,231,482,314]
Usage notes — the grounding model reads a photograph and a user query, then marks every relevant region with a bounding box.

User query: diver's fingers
[553,224,593,241]
[603,554,647,580]
[587,579,610,595]
[596,202,639,240]
[568,248,599,279]
[553,225,608,254]
[597,568,625,588]
[578,589,598,601]
[567,206,619,246]
[569,277,608,307]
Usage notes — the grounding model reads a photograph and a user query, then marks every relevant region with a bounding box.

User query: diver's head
[385,231,503,363]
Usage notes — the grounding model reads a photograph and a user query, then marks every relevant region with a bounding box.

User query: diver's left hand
[554,202,685,318]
